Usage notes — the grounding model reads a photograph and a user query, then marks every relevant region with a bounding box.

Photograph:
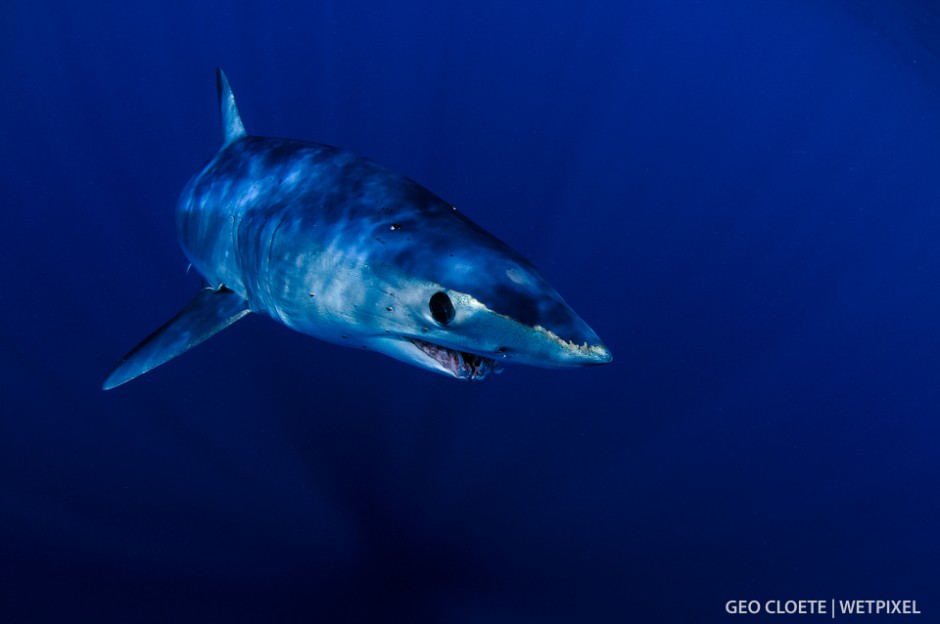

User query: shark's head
[355,211,612,380]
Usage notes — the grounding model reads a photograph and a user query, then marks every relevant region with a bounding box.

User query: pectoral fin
[103,286,250,390]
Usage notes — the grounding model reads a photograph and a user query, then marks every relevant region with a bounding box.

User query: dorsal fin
[216,68,246,146]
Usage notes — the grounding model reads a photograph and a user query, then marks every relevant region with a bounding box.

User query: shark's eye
[429,292,455,326]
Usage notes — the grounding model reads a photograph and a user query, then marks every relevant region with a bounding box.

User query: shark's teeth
[533,325,612,362]
[411,339,502,380]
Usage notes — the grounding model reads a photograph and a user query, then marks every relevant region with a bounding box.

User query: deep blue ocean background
[2,1,939,621]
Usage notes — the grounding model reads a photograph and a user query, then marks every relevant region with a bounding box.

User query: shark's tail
[216,68,247,147]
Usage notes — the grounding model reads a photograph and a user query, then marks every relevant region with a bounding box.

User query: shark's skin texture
[103,70,611,389]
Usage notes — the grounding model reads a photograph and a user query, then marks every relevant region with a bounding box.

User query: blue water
[2,1,939,621]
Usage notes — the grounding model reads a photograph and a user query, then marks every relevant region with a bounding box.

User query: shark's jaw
[359,288,611,381]
[410,338,502,380]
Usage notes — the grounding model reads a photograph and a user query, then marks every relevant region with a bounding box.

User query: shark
[102,69,611,389]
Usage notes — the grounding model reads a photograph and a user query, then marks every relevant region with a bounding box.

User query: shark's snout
[448,265,612,369]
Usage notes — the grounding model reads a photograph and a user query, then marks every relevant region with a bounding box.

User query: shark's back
[176,135,514,317]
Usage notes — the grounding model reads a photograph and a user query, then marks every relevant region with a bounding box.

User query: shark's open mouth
[411,339,502,380]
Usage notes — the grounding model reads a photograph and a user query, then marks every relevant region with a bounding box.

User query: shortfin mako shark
[103,70,611,389]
